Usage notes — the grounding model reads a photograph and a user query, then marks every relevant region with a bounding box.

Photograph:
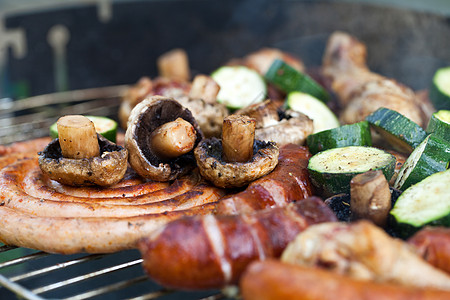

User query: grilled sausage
[216,144,313,215]
[0,203,216,254]
[138,196,337,290]
[241,260,450,300]
[409,227,450,275]
[0,151,224,254]
[0,137,51,156]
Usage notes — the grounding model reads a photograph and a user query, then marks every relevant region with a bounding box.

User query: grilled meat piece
[322,31,425,126]
[282,221,450,290]
[138,196,337,290]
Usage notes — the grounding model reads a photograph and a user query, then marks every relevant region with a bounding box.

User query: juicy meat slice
[322,31,425,126]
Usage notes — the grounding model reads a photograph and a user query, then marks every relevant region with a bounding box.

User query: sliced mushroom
[38,134,128,186]
[195,115,279,188]
[125,96,203,181]
[236,100,314,146]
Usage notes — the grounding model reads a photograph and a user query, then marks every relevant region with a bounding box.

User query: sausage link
[216,144,313,215]
[241,260,450,300]
[409,227,450,275]
[138,196,336,290]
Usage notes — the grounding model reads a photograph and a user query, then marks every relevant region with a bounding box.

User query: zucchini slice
[286,91,339,133]
[50,115,118,143]
[306,121,372,155]
[426,110,450,142]
[365,107,427,153]
[308,146,395,196]
[265,59,330,103]
[429,67,450,110]
[391,169,450,234]
[394,134,450,191]
[211,66,267,110]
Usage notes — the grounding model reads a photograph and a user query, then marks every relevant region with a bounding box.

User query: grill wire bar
[0,86,228,299]
[0,244,226,299]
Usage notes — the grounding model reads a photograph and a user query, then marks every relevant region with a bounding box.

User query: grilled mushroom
[195,115,279,188]
[177,74,229,138]
[236,100,314,146]
[125,96,203,181]
[38,115,128,186]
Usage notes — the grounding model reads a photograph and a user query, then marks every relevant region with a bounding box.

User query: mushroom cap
[125,96,203,181]
[194,138,279,188]
[38,135,128,186]
[255,110,314,146]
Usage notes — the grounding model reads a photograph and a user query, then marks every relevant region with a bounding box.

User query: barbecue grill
[1,0,450,299]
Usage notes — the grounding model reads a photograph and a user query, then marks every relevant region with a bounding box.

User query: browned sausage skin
[241,260,450,300]
[138,197,337,290]
[409,227,450,275]
[216,144,313,215]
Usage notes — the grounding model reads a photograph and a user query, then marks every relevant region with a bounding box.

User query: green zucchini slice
[426,110,450,142]
[50,115,118,143]
[391,169,450,234]
[265,59,329,103]
[429,67,450,110]
[306,121,372,155]
[308,146,395,196]
[394,134,450,191]
[366,107,427,153]
[286,91,339,133]
[211,66,267,110]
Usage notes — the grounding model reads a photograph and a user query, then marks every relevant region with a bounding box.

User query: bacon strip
[138,197,337,290]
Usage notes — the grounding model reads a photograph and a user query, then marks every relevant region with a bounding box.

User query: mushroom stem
[222,115,256,163]
[57,115,100,159]
[350,170,391,227]
[189,75,220,103]
[157,48,190,81]
[150,117,197,159]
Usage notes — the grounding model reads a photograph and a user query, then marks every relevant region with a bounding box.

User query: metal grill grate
[0,244,226,299]
[0,86,230,299]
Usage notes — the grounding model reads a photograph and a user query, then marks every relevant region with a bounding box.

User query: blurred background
[1,0,450,100]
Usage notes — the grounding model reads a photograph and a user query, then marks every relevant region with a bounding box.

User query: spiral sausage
[0,142,225,254]
[138,196,337,290]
